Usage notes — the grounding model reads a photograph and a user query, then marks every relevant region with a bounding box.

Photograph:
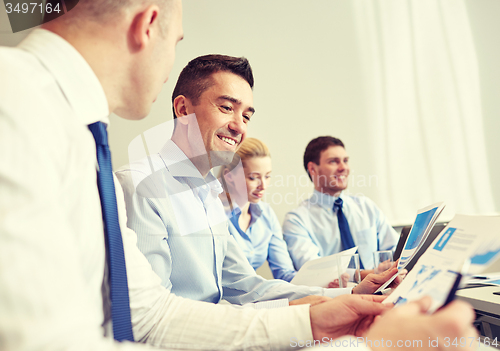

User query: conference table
[304,281,500,350]
[458,285,500,344]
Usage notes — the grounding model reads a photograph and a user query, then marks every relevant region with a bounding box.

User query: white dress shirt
[0,29,321,351]
[283,190,399,270]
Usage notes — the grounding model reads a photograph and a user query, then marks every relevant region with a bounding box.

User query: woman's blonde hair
[219,137,271,176]
[235,137,271,162]
[218,138,271,208]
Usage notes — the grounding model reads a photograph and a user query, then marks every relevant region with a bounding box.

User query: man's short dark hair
[303,136,345,181]
[171,54,254,118]
[57,0,176,28]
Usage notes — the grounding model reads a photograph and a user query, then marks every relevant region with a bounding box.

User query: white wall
[1,0,498,225]
[107,0,500,225]
[466,0,500,219]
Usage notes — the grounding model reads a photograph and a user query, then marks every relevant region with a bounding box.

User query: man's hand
[365,296,478,351]
[327,272,350,289]
[352,261,407,294]
[352,267,399,294]
[382,260,407,289]
[289,295,332,307]
[360,269,374,280]
[374,259,393,274]
[389,267,407,289]
[310,294,390,341]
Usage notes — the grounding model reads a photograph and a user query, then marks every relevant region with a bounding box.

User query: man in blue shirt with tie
[283,136,399,274]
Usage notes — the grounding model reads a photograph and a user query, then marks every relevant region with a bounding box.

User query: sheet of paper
[466,275,500,287]
[477,278,500,286]
[290,247,358,288]
[384,214,500,313]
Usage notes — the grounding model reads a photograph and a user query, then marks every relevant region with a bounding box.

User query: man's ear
[173,95,190,123]
[130,5,161,51]
[307,162,316,176]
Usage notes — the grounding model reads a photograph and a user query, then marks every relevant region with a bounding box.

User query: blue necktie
[88,122,134,342]
[334,198,364,269]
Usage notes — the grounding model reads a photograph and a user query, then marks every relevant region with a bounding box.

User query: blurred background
[2,0,499,228]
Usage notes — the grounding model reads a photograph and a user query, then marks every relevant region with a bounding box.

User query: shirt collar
[158,139,222,194]
[226,202,263,234]
[158,140,206,178]
[312,189,343,210]
[225,202,263,222]
[18,29,109,126]
[248,202,263,218]
[222,198,262,219]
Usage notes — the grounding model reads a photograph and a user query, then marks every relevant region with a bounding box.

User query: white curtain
[352,0,495,224]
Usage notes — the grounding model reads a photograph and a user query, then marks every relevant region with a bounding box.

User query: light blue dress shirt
[116,141,349,305]
[283,190,399,271]
[227,202,297,282]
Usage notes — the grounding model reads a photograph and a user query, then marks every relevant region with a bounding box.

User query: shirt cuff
[254,298,289,309]
[323,287,353,298]
[268,304,312,351]
[240,298,290,309]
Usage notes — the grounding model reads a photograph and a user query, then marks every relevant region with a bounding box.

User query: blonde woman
[220,138,297,282]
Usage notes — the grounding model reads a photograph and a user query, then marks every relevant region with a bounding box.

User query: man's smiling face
[185,71,254,159]
[311,145,350,196]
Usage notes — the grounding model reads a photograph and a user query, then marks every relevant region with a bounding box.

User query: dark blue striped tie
[88,122,134,342]
[334,198,364,269]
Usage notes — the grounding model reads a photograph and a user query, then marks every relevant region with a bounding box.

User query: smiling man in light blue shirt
[283,136,399,272]
[116,56,394,307]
